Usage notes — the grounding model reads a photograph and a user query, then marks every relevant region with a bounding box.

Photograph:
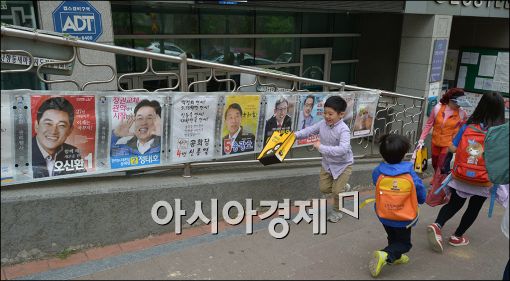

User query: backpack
[452,124,492,187]
[484,122,509,218]
[484,122,509,185]
[375,174,418,221]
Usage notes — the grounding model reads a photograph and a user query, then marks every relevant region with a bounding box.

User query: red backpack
[452,124,492,187]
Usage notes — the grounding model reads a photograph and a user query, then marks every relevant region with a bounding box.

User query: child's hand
[313,141,321,150]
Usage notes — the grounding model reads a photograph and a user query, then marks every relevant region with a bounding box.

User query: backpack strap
[468,125,487,135]
[434,173,453,195]
[488,184,498,218]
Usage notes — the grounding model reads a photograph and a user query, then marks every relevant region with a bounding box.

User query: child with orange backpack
[427,92,507,253]
[369,134,426,277]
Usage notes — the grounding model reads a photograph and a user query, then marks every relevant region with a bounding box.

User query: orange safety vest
[431,104,462,147]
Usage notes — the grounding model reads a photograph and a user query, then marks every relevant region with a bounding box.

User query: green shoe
[391,254,409,265]
[369,250,388,277]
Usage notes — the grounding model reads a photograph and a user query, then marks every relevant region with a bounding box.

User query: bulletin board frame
[455,47,509,98]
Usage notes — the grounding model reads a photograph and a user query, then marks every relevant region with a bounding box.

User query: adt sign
[52,1,102,42]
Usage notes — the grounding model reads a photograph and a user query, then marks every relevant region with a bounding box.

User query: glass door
[300,48,331,91]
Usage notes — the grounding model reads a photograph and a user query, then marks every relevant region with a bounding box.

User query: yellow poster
[221,95,260,156]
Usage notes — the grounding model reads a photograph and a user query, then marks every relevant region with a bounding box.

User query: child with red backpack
[427,92,507,253]
[369,134,426,277]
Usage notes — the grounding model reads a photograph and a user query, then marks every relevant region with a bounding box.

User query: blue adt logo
[52,1,103,42]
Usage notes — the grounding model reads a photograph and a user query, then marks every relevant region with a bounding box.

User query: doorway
[300,48,332,91]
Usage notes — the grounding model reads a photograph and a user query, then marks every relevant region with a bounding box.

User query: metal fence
[1,25,425,177]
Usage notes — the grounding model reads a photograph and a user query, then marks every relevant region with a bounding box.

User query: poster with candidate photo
[352,91,379,138]
[1,94,14,184]
[109,95,164,169]
[30,95,96,179]
[322,92,356,130]
[221,95,260,156]
[295,93,328,146]
[263,94,297,144]
[171,94,218,163]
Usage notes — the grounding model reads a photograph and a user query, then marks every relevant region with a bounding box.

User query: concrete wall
[356,13,403,92]
[0,159,382,265]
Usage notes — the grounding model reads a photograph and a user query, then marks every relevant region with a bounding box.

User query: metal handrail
[1,24,427,179]
[1,25,423,101]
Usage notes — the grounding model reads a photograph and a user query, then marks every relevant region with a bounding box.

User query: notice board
[455,48,509,98]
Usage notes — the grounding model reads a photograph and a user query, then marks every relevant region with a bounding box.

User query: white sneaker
[345,183,352,192]
[327,210,343,223]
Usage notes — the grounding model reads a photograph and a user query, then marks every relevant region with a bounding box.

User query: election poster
[262,94,297,144]
[171,94,218,163]
[352,91,379,137]
[322,92,356,130]
[295,93,328,146]
[221,95,260,156]
[1,94,14,183]
[30,95,96,178]
[109,95,164,169]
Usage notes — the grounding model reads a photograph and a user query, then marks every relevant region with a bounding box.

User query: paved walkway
[1,190,508,280]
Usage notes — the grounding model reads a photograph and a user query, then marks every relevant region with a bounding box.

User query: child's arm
[317,126,351,157]
[410,170,427,204]
[294,121,321,140]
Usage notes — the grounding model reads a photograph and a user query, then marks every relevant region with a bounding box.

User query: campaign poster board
[1,95,14,183]
[30,95,96,179]
[352,91,379,137]
[170,94,218,163]
[221,95,260,156]
[109,96,164,169]
[262,94,297,144]
[295,93,328,146]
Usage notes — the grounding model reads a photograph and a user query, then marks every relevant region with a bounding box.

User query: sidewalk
[1,190,508,280]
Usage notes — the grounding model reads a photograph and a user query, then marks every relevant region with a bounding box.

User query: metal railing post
[179,53,192,178]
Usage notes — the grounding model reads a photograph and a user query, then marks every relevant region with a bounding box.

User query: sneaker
[427,223,443,253]
[327,210,343,223]
[369,250,388,277]
[448,235,469,246]
[345,183,352,192]
[389,254,409,265]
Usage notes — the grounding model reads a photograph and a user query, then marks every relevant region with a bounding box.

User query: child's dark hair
[324,96,347,113]
[378,134,410,164]
[466,92,505,128]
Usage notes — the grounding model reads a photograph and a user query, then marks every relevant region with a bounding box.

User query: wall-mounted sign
[405,0,509,18]
[52,1,103,42]
[430,39,448,83]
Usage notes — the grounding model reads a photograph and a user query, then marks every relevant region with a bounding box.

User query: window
[256,11,300,34]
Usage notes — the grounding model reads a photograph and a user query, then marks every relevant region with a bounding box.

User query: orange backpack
[452,124,492,187]
[375,174,418,221]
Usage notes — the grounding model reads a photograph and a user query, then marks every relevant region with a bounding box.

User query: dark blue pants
[382,225,412,263]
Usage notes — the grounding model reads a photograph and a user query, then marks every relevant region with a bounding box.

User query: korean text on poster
[171,94,218,162]
[263,94,297,143]
[221,95,260,156]
[30,95,96,178]
[110,96,163,169]
[295,94,328,146]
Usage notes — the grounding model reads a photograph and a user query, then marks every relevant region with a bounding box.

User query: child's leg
[331,166,353,212]
[435,189,466,228]
[453,195,486,237]
[382,225,412,263]
[319,167,333,197]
